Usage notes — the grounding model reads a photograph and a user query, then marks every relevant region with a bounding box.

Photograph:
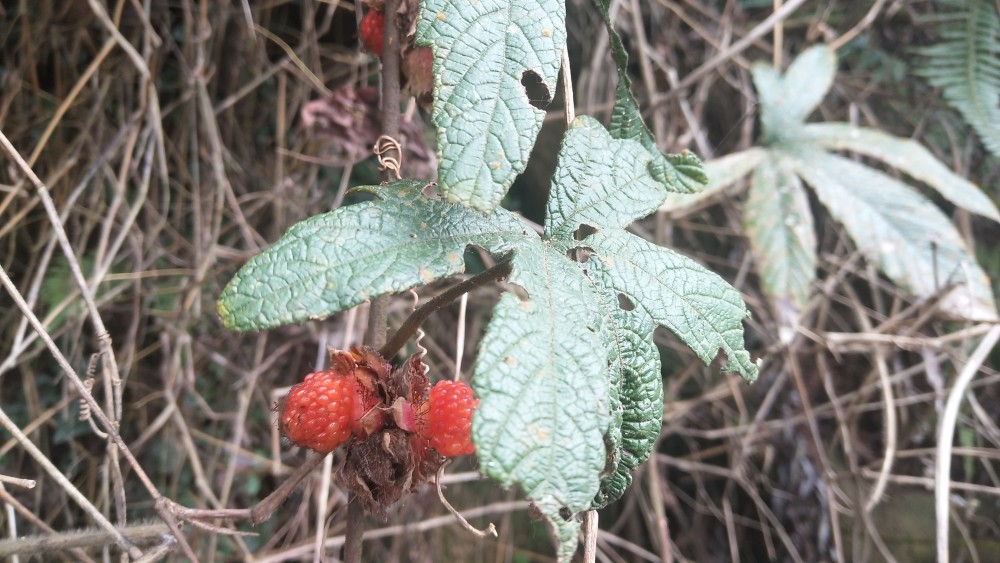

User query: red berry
[422,380,478,457]
[281,370,359,453]
[359,9,384,58]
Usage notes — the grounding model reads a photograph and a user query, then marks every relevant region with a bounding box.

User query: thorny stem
[380,259,513,360]
[347,0,404,561]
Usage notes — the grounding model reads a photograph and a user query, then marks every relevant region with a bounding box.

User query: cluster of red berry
[279,348,477,458]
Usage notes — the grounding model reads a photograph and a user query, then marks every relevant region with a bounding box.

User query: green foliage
[917,0,1000,158]
[218,121,757,558]
[219,4,760,560]
[743,159,815,336]
[662,45,999,337]
[216,180,531,331]
[592,0,706,193]
[415,0,566,211]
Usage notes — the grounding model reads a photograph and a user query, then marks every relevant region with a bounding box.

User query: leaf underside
[798,123,1000,221]
[752,45,836,139]
[788,149,997,320]
[416,0,566,211]
[743,157,816,338]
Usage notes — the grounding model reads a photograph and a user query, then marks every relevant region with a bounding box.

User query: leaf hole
[617,293,635,311]
[566,246,594,263]
[573,224,598,241]
[521,70,551,110]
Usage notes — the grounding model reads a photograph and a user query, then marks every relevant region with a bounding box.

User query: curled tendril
[409,289,428,375]
[374,135,402,180]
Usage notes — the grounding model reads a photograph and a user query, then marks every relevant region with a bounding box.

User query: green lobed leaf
[473,116,757,553]
[743,157,816,341]
[787,149,998,320]
[584,258,661,509]
[472,242,611,514]
[797,123,1000,221]
[582,230,759,383]
[216,180,532,331]
[416,0,566,211]
[590,0,706,194]
[544,116,666,238]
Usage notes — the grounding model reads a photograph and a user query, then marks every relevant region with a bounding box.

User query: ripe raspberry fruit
[422,380,478,457]
[359,9,385,58]
[281,370,359,453]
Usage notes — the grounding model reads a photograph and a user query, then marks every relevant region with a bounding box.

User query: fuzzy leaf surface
[416,0,565,211]
[788,149,997,320]
[743,157,816,339]
[472,242,610,513]
[660,148,768,215]
[544,116,665,238]
[798,123,1000,221]
[471,117,756,553]
[217,180,531,331]
[582,230,759,383]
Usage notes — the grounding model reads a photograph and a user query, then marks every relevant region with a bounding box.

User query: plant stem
[346,1,404,561]
[380,260,513,360]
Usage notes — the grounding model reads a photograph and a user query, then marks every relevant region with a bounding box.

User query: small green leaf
[788,149,997,320]
[416,0,566,211]
[753,45,836,138]
[217,180,531,331]
[584,230,759,383]
[743,157,816,340]
[472,242,610,513]
[798,123,1000,221]
[590,0,706,194]
[544,116,666,238]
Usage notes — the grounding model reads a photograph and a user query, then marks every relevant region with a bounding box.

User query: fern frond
[917,0,1000,158]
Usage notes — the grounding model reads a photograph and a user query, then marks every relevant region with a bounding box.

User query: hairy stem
[346,0,404,561]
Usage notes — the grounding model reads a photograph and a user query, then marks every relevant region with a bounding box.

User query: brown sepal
[334,351,445,518]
